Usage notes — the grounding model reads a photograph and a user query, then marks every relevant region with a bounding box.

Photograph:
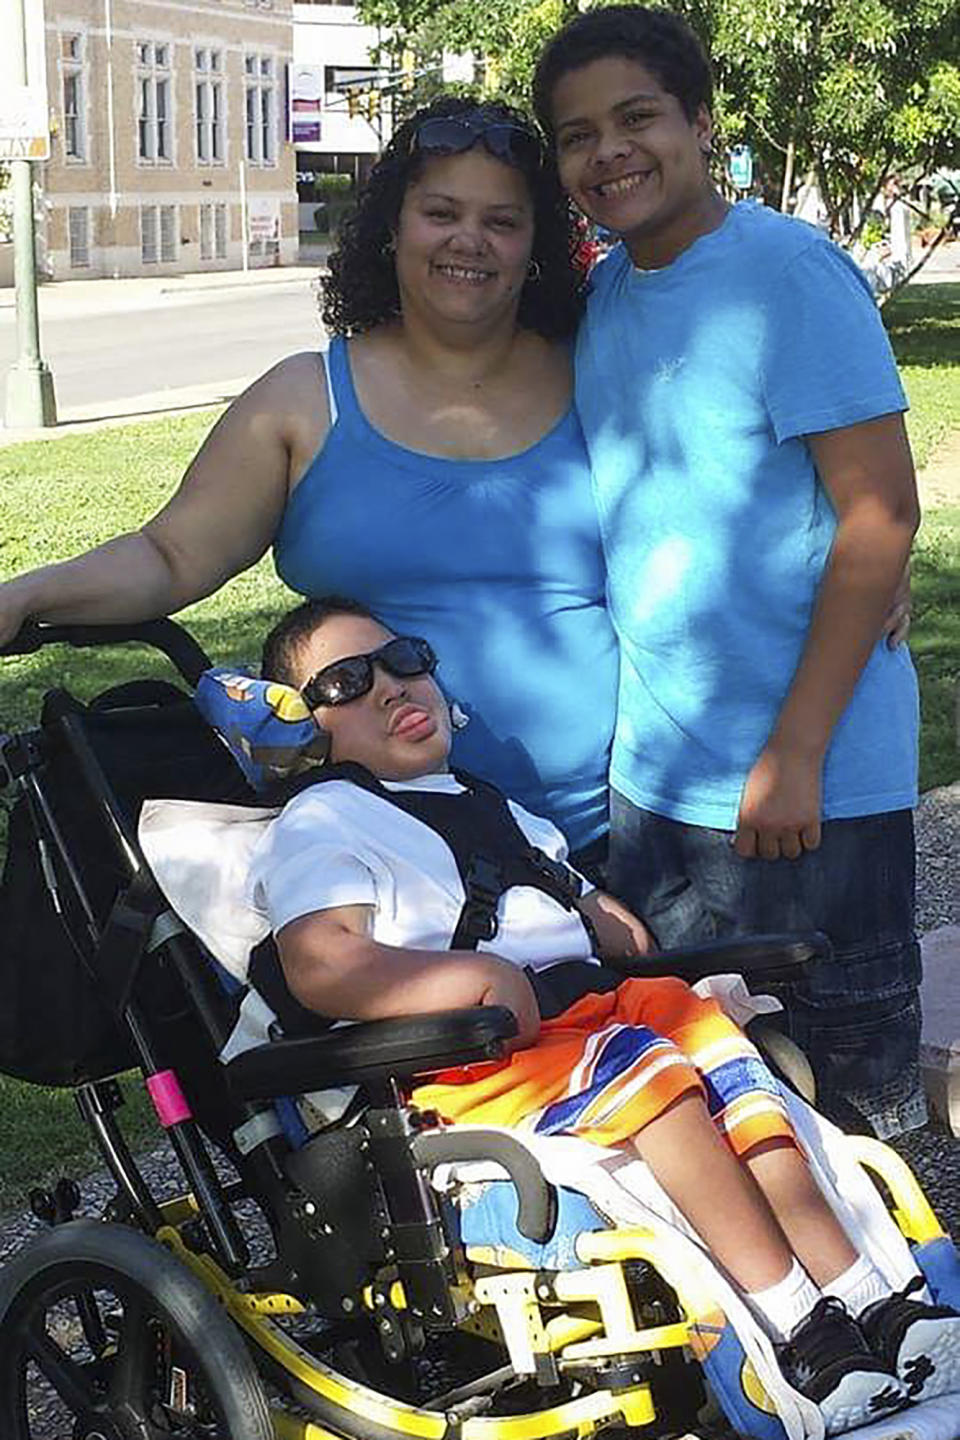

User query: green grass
[883,284,960,792]
[0,286,958,1217]
[886,283,960,468]
[0,410,295,1216]
[913,503,960,793]
[0,1074,162,1214]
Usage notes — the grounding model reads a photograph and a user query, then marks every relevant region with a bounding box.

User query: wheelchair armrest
[619,931,831,986]
[224,1005,517,1102]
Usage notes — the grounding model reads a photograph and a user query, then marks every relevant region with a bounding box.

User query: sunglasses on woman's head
[410,113,542,170]
[301,635,437,710]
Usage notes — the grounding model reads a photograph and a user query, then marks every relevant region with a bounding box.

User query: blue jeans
[608,794,926,1140]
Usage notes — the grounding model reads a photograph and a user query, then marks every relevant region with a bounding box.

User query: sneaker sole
[820,1371,908,1436]
[896,1315,960,1401]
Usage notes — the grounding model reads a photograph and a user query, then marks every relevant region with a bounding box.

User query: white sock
[748,1258,822,1342]
[824,1255,892,1318]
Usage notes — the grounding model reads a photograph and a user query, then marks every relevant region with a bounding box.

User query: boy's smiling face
[550,56,717,267]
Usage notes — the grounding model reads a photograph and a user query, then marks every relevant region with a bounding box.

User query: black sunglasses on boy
[301,636,437,710]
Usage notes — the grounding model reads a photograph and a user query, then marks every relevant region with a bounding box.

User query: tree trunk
[780,136,796,213]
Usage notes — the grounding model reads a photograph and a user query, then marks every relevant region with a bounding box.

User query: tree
[358,0,960,250]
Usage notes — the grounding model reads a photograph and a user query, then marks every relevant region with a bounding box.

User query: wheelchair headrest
[194,668,330,792]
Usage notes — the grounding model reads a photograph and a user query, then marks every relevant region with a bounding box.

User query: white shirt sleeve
[250,790,378,933]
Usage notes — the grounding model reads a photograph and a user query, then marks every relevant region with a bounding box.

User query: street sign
[728,144,754,191]
[0,0,49,160]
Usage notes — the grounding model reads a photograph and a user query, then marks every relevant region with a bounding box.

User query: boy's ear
[695,103,713,155]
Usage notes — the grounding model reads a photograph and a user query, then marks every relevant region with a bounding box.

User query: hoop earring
[526,258,542,282]
[450,701,470,731]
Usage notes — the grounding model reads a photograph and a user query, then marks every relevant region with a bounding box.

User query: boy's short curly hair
[532,5,713,134]
[321,94,585,340]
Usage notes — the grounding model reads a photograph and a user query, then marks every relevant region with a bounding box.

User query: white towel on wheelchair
[435,1101,960,1440]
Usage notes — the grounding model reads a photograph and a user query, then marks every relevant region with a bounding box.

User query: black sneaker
[777,1297,908,1435]
[860,1276,960,1402]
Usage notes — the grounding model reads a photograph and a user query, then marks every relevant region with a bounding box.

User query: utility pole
[4,0,57,429]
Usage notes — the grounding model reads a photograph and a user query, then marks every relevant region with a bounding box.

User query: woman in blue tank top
[0,98,616,859]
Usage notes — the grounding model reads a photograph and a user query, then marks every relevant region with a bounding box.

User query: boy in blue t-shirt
[533,7,924,1144]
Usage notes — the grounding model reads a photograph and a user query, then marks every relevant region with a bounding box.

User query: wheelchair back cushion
[194,668,329,791]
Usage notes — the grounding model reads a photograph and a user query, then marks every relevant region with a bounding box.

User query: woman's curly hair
[321,95,586,340]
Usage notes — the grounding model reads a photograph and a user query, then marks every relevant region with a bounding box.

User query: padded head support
[194,667,330,792]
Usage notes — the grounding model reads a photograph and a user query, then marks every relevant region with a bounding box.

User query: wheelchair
[0,617,957,1440]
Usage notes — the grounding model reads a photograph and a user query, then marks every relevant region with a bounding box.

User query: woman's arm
[0,352,329,641]
[277,903,541,1048]
[578,890,658,962]
[735,412,920,861]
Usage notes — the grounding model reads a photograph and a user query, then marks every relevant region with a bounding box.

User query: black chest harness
[283,763,592,950]
[250,764,622,1034]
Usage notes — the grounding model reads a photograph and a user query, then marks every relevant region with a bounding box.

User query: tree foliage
[357,0,960,236]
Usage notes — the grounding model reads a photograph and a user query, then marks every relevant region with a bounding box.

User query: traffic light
[347,89,360,120]
[366,91,380,121]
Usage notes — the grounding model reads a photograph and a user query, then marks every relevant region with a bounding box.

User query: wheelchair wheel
[0,1219,273,1440]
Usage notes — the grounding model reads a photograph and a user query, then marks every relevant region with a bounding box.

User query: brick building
[39,0,298,278]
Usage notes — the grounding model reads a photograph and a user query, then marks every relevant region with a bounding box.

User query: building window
[195,48,224,164]
[68,206,90,267]
[244,54,276,165]
[199,202,228,261]
[61,34,86,160]
[140,205,177,264]
[137,40,172,162]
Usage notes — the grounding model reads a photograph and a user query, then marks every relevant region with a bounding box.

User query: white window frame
[68,206,90,267]
[60,33,86,162]
[214,202,228,259]
[137,39,173,164]
[140,204,178,264]
[244,53,277,166]
[159,205,178,263]
[194,47,225,165]
[140,205,158,264]
[199,201,228,261]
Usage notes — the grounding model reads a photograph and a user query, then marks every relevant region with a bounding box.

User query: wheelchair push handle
[411,1129,557,1244]
[0,618,212,688]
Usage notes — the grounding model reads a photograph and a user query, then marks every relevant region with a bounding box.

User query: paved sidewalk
[0,258,326,322]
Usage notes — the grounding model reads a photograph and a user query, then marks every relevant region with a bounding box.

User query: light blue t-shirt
[575,201,918,829]
[273,336,618,851]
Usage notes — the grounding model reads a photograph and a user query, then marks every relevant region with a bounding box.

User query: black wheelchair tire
[0,1219,274,1440]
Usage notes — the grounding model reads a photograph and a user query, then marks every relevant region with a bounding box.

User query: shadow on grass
[886,284,960,370]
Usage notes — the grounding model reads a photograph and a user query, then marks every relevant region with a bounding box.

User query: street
[0,274,326,423]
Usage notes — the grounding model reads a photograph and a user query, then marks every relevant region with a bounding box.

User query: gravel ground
[1,782,958,1436]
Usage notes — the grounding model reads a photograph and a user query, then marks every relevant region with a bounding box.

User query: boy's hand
[734,744,822,861]
[476,957,541,1050]
[884,559,911,649]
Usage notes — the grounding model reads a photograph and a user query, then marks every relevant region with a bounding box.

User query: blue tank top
[272,336,616,849]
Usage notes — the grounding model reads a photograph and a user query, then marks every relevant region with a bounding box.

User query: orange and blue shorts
[414,976,795,1155]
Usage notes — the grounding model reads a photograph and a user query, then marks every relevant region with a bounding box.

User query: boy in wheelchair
[183,593,960,1437]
